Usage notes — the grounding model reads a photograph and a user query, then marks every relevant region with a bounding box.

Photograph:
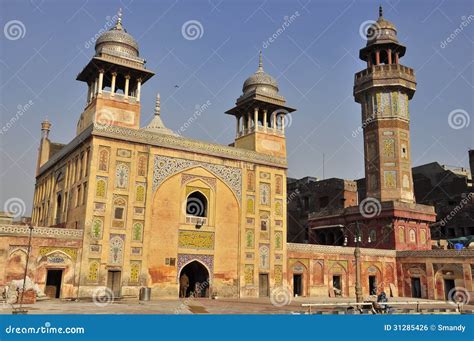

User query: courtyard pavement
[1,296,472,315]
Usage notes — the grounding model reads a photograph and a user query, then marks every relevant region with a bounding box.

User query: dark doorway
[107,270,121,297]
[259,274,269,297]
[444,279,456,300]
[179,261,210,298]
[369,275,377,295]
[333,275,342,296]
[45,269,63,298]
[411,278,422,298]
[293,274,303,296]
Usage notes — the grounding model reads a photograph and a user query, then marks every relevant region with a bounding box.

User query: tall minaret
[354,7,416,203]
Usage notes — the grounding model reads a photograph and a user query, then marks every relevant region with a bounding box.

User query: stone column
[425,261,435,300]
[281,114,285,134]
[98,70,104,95]
[87,83,92,103]
[272,112,276,129]
[254,108,259,131]
[136,78,142,102]
[111,72,117,96]
[395,52,399,64]
[375,50,380,65]
[463,263,473,291]
[387,49,392,64]
[263,109,268,132]
[93,78,98,96]
[124,75,130,99]
[247,112,251,133]
[236,116,240,137]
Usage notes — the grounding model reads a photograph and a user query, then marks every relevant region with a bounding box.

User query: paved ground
[1,296,472,315]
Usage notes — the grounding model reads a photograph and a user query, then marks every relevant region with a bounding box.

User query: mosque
[0,8,472,303]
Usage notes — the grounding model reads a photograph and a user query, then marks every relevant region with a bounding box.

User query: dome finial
[154,93,161,116]
[379,5,383,18]
[115,8,123,30]
[258,50,263,72]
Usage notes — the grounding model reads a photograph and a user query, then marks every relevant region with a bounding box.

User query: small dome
[95,9,139,58]
[242,52,279,95]
[366,6,399,46]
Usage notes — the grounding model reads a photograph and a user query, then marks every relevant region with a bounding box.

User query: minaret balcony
[237,125,284,138]
[354,64,416,100]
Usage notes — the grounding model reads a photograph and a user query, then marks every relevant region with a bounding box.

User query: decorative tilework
[259,183,270,206]
[39,247,77,260]
[244,265,254,285]
[259,244,270,269]
[274,265,283,285]
[274,231,283,250]
[132,222,143,242]
[95,177,107,198]
[245,230,254,248]
[117,149,132,158]
[90,244,101,253]
[382,139,395,158]
[247,196,255,214]
[130,261,141,283]
[275,200,283,216]
[87,259,100,282]
[153,156,241,203]
[137,154,147,177]
[115,163,129,189]
[131,247,142,256]
[109,234,124,265]
[91,217,103,239]
[178,231,214,250]
[181,174,217,191]
[135,183,145,202]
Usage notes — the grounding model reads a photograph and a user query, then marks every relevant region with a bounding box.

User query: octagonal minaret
[354,6,416,203]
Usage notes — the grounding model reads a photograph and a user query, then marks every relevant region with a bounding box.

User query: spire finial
[379,5,383,18]
[154,93,161,116]
[258,50,263,72]
[115,8,123,30]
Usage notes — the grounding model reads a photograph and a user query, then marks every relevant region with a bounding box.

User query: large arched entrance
[179,261,210,298]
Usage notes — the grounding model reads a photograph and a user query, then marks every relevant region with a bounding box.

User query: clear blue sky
[1,0,473,214]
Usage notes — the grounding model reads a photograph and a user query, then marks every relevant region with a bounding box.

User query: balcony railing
[185,215,208,226]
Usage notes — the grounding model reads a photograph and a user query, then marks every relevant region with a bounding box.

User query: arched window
[398,226,405,243]
[186,191,208,217]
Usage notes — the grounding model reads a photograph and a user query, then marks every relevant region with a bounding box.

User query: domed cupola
[242,52,279,96]
[95,9,140,59]
[366,6,399,47]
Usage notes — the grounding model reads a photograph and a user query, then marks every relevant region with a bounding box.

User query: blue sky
[0,0,473,214]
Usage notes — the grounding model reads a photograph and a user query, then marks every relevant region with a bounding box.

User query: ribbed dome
[242,52,279,95]
[95,9,139,58]
[366,6,399,46]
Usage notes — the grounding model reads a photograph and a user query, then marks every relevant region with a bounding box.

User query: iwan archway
[179,261,210,298]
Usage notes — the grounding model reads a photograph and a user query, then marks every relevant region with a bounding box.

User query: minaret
[36,119,52,175]
[75,9,154,135]
[226,52,295,158]
[354,7,416,203]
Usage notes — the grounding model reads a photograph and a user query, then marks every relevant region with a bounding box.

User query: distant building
[287,177,357,243]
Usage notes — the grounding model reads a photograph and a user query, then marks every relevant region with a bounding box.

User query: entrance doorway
[45,269,63,298]
[369,275,377,295]
[259,274,269,297]
[444,279,455,300]
[179,261,210,298]
[411,278,422,298]
[107,270,121,297]
[293,274,303,296]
